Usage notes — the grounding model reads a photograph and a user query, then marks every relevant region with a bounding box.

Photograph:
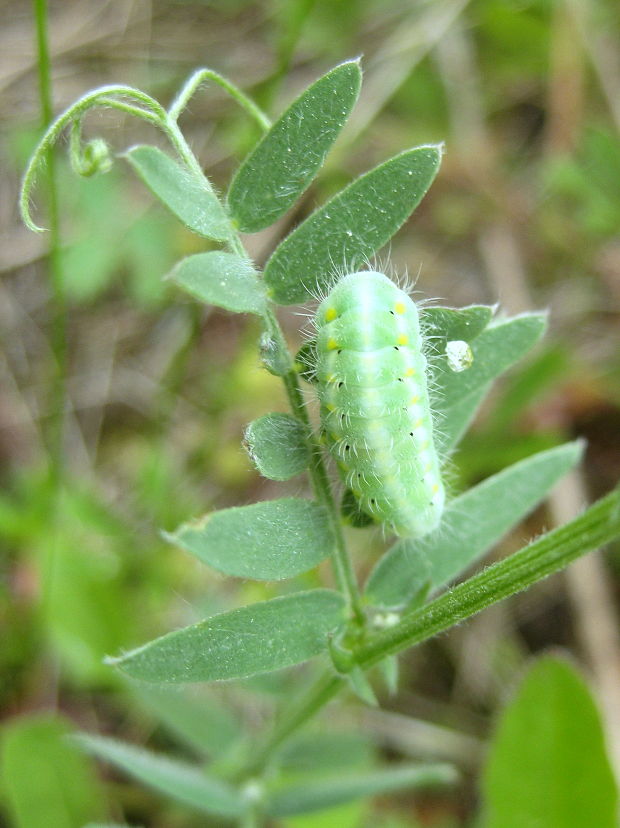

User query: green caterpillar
[315,270,444,537]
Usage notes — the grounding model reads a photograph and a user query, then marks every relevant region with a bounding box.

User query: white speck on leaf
[446,340,474,372]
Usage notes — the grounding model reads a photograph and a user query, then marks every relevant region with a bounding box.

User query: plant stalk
[33,0,66,486]
[247,486,620,772]
[354,486,620,668]
[281,363,365,624]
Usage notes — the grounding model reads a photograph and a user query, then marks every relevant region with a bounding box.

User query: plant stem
[169,68,272,131]
[33,0,65,487]
[354,485,620,668]
[161,120,366,623]
[248,670,344,774]
[281,362,365,624]
[247,485,620,772]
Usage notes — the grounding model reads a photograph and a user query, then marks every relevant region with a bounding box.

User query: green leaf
[244,414,309,480]
[124,145,232,241]
[1,714,105,828]
[264,145,442,304]
[365,441,584,609]
[267,763,457,817]
[75,733,243,819]
[421,305,494,355]
[347,666,378,706]
[481,657,618,828]
[435,313,547,452]
[354,486,620,669]
[109,589,345,682]
[131,685,242,759]
[165,498,332,580]
[228,60,362,232]
[168,251,266,315]
[278,732,375,773]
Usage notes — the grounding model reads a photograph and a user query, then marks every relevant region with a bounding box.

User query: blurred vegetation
[1,0,619,825]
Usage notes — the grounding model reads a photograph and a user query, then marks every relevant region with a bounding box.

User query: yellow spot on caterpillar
[432,483,440,494]
[326,403,335,412]
[394,301,406,314]
[352,488,362,498]
[326,373,336,383]
[397,333,409,346]
[325,307,338,322]
[421,439,430,450]
[414,418,423,429]
[410,395,420,405]
[404,367,416,377]
[327,337,339,351]
[425,462,432,472]
[330,433,339,442]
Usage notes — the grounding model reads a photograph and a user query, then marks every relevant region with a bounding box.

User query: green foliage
[481,656,618,827]
[228,59,362,231]
[124,145,233,240]
[110,590,345,682]
[266,763,457,817]
[75,733,244,819]
[1,715,105,828]
[365,441,585,609]
[169,251,267,315]
[133,685,243,759]
[244,413,309,480]
[435,313,548,452]
[421,305,494,354]
[164,498,333,579]
[263,145,442,304]
[18,52,620,828]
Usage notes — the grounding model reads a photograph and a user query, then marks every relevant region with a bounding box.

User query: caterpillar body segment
[315,271,444,537]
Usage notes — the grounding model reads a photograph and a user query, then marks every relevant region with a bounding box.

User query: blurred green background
[1,0,620,825]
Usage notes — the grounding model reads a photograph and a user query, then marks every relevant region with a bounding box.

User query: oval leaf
[125,145,232,241]
[365,441,584,609]
[264,145,442,304]
[267,763,457,817]
[244,414,309,480]
[75,733,243,818]
[168,251,266,315]
[165,498,332,580]
[108,589,345,682]
[481,657,618,828]
[421,305,493,356]
[434,312,547,453]
[228,60,362,232]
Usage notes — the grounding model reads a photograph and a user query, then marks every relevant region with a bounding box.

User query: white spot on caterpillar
[446,340,474,372]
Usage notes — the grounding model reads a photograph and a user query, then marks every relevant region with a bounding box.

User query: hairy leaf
[435,313,547,452]
[365,441,584,609]
[109,590,345,682]
[264,145,442,304]
[125,145,231,240]
[421,305,494,355]
[244,414,309,480]
[228,60,362,232]
[168,251,266,315]
[165,498,332,580]
[75,733,243,818]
